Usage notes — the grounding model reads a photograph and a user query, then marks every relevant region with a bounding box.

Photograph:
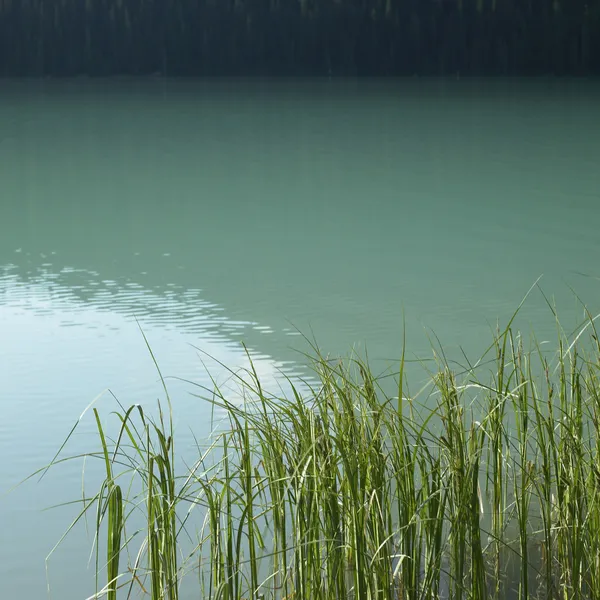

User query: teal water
[1,78,599,599]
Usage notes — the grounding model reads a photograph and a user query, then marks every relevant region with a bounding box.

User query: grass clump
[43,311,600,600]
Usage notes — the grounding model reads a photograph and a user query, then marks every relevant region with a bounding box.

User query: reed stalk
[40,309,600,599]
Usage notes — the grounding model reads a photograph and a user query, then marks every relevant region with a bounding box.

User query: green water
[1,78,599,599]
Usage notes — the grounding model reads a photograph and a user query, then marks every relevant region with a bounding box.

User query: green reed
[42,311,600,599]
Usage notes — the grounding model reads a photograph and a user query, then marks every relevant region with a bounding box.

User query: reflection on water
[1,78,600,600]
[0,260,309,416]
[1,263,292,339]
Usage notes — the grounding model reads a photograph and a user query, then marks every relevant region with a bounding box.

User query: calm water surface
[1,78,599,599]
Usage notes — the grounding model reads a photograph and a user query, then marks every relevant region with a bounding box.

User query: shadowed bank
[0,0,599,76]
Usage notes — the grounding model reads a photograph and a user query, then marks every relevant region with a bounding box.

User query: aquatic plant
[42,306,600,599]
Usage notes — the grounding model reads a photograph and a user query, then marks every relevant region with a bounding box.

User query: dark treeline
[0,0,598,77]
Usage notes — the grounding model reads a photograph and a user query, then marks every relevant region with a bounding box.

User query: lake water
[1,78,599,599]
